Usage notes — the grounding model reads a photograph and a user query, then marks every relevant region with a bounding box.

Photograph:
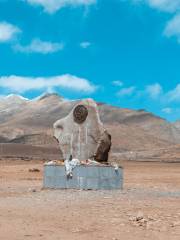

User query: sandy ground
[0,160,180,240]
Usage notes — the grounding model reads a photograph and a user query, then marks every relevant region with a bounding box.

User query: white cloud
[162,107,172,114]
[164,14,180,43]
[0,74,96,93]
[112,80,123,87]
[147,0,180,13]
[130,0,180,43]
[146,83,180,103]
[144,83,180,103]
[0,22,21,42]
[115,82,180,103]
[145,83,163,99]
[166,84,180,102]
[26,0,96,13]
[132,0,180,13]
[80,41,91,48]
[117,86,136,96]
[13,38,64,54]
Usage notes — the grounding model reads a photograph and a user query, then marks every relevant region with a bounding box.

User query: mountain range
[0,93,179,162]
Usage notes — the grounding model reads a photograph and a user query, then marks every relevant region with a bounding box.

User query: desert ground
[0,160,179,240]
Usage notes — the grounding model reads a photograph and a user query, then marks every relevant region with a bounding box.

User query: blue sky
[0,0,180,121]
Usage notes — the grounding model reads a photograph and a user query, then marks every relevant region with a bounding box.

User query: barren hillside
[0,93,179,161]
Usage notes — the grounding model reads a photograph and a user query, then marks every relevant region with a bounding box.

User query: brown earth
[0,160,180,240]
[0,143,61,161]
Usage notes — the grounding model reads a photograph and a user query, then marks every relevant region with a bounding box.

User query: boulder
[53,99,111,162]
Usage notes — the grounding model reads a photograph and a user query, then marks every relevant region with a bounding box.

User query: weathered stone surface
[53,99,111,162]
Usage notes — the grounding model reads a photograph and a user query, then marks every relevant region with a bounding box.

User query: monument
[43,99,123,190]
[53,99,111,162]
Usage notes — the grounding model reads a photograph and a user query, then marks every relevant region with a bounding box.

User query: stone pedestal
[43,165,123,190]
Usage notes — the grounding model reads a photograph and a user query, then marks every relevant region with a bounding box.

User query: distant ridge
[0,93,179,161]
[4,94,29,101]
[36,92,63,101]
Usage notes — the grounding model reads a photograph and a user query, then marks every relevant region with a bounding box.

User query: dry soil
[0,160,179,240]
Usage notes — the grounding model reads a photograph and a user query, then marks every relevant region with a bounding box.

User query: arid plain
[0,160,179,240]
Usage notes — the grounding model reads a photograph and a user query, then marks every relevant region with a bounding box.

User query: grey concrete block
[43,165,123,190]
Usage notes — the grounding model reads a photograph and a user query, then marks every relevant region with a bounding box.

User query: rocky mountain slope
[0,93,179,161]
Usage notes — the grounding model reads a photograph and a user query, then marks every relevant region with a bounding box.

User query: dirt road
[0,160,179,240]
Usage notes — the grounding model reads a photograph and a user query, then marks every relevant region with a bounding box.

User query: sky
[0,0,180,121]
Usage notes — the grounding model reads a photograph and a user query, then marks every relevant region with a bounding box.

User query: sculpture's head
[73,104,88,124]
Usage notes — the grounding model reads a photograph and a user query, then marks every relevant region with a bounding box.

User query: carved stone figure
[53,99,111,162]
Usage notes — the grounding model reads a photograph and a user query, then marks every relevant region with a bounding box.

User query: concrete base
[43,165,123,190]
